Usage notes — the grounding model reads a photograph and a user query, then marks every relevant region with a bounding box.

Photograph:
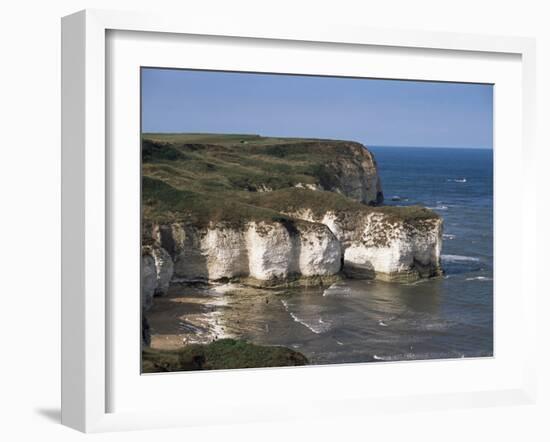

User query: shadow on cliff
[277,218,302,275]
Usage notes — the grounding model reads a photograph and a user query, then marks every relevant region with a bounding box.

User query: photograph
[140,68,494,373]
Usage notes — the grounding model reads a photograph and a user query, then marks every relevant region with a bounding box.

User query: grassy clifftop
[143,133,371,193]
[142,133,438,227]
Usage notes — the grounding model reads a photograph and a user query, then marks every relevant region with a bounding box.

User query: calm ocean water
[162,146,494,364]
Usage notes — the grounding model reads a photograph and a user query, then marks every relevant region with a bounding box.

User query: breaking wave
[371,349,492,362]
[281,299,331,334]
[441,254,480,263]
[323,283,352,297]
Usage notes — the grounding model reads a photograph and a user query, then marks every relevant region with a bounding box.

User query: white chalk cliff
[142,209,441,292]
[141,244,175,310]
[287,209,443,282]
[140,138,443,302]
[148,220,341,284]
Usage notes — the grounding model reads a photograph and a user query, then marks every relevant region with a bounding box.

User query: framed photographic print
[140,69,493,371]
[61,9,537,432]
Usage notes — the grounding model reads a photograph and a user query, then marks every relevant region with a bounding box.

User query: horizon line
[142,131,493,150]
[370,144,493,150]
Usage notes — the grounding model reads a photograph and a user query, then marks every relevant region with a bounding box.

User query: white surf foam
[322,283,352,297]
[209,283,241,295]
[289,312,331,334]
[442,254,480,263]
[322,288,351,296]
[466,276,493,281]
[282,299,331,334]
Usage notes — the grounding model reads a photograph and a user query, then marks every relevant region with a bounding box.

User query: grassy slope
[142,338,309,372]
[142,133,439,227]
[142,133,364,194]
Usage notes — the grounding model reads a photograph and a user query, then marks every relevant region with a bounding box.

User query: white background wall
[0,1,547,440]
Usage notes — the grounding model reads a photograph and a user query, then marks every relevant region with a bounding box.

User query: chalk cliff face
[151,220,341,284]
[143,207,441,287]
[141,245,175,310]
[287,209,443,282]
[319,142,384,205]
[253,140,383,205]
[149,246,174,294]
[246,221,341,279]
[141,253,157,310]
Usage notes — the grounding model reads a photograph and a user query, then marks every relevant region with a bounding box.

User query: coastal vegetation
[142,338,309,372]
[142,133,435,228]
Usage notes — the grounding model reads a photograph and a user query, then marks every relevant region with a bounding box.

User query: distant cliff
[141,134,442,307]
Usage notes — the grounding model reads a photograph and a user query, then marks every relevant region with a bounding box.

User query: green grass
[242,188,437,222]
[142,338,309,372]
[142,176,304,227]
[141,135,352,194]
[143,132,343,146]
[141,133,439,227]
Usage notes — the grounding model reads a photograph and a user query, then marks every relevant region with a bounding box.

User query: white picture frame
[61,9,537,433]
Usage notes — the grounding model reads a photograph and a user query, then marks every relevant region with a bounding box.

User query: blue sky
[141,68,493,149]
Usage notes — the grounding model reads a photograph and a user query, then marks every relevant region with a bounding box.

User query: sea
[154,146,494,364]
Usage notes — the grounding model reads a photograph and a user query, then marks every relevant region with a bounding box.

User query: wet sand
[147,283,289,350]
